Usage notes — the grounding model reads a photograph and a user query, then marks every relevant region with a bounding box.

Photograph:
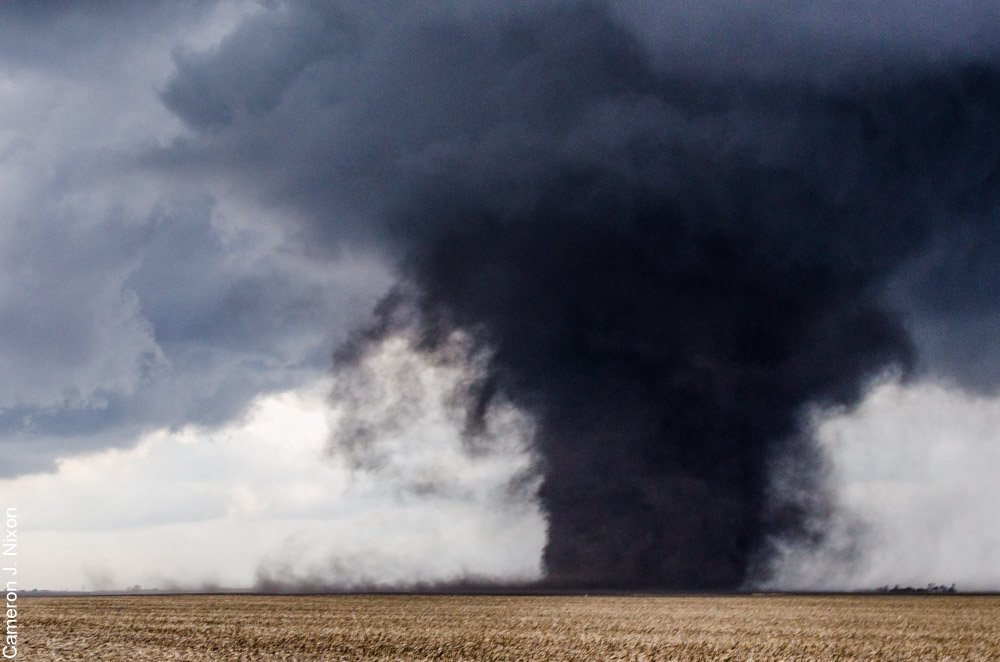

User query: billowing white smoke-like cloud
[769,378,1000,591]
[7,374,544,591]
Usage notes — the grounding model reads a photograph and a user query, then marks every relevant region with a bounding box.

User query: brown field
[19,593,1000,660]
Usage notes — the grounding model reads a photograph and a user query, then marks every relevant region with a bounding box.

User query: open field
[20,593,1000,660]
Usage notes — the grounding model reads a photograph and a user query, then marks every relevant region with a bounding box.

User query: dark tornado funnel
[325,5,1000,589]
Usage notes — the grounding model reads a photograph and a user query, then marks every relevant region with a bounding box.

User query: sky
[0,0,998,591]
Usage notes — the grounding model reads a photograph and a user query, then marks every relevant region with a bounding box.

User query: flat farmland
[20,594,1000,660]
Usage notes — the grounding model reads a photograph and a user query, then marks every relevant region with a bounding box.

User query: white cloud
[769,377,1000,591]
[2,378,545,591]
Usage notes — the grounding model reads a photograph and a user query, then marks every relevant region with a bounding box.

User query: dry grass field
[20,593,1000,660]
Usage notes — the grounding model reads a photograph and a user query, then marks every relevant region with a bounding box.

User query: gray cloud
[162,0,358,129]
[0,189,388,476]
[0,208,157,412]
[0,0,390,475]
[0,1,218,72]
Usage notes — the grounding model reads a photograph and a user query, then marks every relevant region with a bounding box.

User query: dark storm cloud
[160,0,1000,589]
[611,1,1000,79]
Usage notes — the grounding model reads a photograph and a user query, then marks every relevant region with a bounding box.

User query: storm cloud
[0,0,388,475]
[0,0,997,591]
[157,1,1000,589]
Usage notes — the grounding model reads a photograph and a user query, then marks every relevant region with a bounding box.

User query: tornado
[162,1,1000,589]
